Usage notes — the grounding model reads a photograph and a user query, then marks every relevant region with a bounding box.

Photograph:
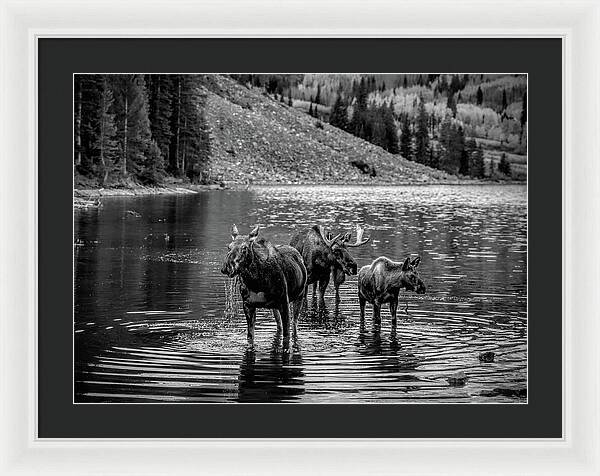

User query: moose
[221,224,307,343]
[290,224,370,307]
[326,226,370,303]
[357,256,426,326]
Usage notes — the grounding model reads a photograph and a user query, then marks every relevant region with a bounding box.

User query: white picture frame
[1,0,598,474]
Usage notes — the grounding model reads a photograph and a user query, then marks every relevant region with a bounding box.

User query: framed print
[47,38,550,439]
[1,1,599,475]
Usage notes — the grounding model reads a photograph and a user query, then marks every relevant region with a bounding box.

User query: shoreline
[74,185,206,209]
[74,180,525,208]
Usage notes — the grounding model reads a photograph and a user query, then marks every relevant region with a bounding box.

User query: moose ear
[402,257,411,271]
[248,225,260,240]
[231,224,239,240]
[342,232,352,243]
[411,256,421,267]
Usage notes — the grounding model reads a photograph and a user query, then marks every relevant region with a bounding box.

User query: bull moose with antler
[221,225,307,343]
[290,224,370,307]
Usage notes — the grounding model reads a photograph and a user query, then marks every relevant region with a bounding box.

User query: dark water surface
[74,185,527,403]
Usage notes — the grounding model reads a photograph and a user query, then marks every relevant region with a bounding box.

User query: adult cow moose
[221,225,307,343]
[290,224,370,308]
[358,256,426,327]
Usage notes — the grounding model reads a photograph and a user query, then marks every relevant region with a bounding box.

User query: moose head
[401,256,426,294]
[321,224,370,276]
[220,224,260,278]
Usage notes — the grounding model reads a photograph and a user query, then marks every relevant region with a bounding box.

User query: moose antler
[346,224,370,247]
[319,225,342,247]
[231,224,239,240]
[248,225,260,241]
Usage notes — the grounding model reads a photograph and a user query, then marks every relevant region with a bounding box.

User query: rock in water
[447,371,468,386]
[480,387,527,399]
[479,351,495,362]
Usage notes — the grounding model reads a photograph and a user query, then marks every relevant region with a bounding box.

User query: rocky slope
[199,75,462,184]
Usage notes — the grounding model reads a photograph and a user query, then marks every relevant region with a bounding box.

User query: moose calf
[358,256,426,326]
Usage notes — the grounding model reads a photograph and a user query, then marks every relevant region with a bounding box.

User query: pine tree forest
[75,73,526,186]
[232,73,527,180]
[74,74,210,186]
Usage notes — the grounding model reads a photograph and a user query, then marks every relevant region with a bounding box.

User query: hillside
[199,75,460,184]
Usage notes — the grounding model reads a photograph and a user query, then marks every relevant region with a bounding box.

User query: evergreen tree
[520,91,527,127]
[428,143,439,169]
[314,105,319,118]
[139,139,166,185]
[403,76,408,89]
[520,91,527,143]
[439,115,465,175]
[382,105,399,154]
[457,127,469,176]
[288,90,293,107]
[502,88,508,111]
[350,77,368,139]
[438,75,448,93]
[329,94,348,130]
[315,84,321,105]
[169,75,183,174]
[449,74,461,94]
[94,78,119,185]
[110,74,154,179]
[414,98,429,164]
[74,76,83,168]
[469,144,485,178]
[75,75,104,176]
[498,153,512,177]
[308,101,313,117]
[446,92,457,118]
[464,138,480,178]
[146,74,173,168]
[179,75,209,183]
[400,117,413,161]
[519,91,527,143]
[476,86,483,105]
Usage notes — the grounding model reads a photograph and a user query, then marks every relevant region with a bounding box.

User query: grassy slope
[200,76,463,185]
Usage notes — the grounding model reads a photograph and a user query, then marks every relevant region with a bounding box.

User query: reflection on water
[74,185,527,403]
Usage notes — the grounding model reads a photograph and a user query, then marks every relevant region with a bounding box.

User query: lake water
[74,185,527,403]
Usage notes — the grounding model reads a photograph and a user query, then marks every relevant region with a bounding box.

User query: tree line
[237,74,524,179]
[74,74,210,186]
[328,77,489,178]
[329,78,399,154]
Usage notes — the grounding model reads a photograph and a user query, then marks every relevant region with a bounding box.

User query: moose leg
[279,301,291,339]
[243,303,257,344]
[372,303,381,322]
[318,276,330,308]
[312,282,317,299]
[359,294,366,320]
[272,309,283,333]
[300,284,308,313]
[389,298,399,328]
[291,299,302,335]
[334,284,341,303]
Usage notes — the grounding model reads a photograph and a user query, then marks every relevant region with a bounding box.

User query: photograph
[73,73,527,404]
